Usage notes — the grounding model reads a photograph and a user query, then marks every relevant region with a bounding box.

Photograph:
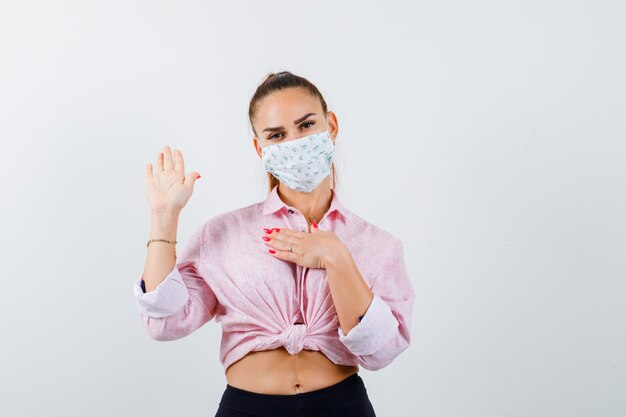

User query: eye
[268,133,283,140]
[301,121,315,129]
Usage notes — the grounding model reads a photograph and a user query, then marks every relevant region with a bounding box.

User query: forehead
[255,88,323,127]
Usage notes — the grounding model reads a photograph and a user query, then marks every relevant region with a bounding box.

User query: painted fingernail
[268,249,276,254]
[273,228,280,233]
[312,221,318,228]
[263,228,272,234]
[262,236,271,241]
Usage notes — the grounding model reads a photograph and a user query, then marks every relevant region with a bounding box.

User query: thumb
[184,172,202,189]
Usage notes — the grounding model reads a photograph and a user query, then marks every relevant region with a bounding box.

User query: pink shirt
[132,185,415,373]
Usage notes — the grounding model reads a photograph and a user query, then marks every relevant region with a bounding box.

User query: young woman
[133,71,415,417]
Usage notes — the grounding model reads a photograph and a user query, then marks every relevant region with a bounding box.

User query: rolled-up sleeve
[337,238,415,371]
[132,221,219,341]
[133,266,191,318]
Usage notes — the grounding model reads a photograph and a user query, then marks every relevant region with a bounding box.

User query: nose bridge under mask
[261,130,335,193]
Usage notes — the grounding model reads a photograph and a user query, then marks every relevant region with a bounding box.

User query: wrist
[150,210,180,241]
[324,242,351,270]
[151,209,181,222]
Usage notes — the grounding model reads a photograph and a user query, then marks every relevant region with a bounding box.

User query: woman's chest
[201,217,374,307]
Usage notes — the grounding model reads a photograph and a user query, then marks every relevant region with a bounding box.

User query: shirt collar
[262,185,347,219]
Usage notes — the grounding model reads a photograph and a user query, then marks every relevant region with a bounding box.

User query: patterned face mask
[261,130,335,193]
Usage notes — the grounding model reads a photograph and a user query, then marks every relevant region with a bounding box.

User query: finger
[263,230,301,246]
[268,248,298,263]
[156,151,164,172]
[174,149,185,173]
[145,163,154,185]
[270,228,307,239]
[163,145,174,171]
[263,237,298,253]
[145,163,153,180]
[184,171,201,188]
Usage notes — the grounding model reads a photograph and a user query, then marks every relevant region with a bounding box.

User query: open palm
[145,145,201,214]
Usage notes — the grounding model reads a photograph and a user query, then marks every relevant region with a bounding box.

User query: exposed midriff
[225,347,359,394]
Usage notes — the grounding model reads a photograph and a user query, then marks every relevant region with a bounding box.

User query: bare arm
[325,244,374,337]
[328,238,415,371]
[131,145,217,341]
[142,209,180,293]
[140,144,200,293]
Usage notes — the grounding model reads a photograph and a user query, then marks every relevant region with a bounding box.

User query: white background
[1,1,625,416]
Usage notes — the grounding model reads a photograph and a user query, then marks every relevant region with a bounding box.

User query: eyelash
[269,121,315,140]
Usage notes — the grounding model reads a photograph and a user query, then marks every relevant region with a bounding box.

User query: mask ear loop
[326,130,336,189]
[326,115,334,143]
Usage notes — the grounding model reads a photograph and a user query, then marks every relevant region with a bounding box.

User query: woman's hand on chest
[261,223,347,269]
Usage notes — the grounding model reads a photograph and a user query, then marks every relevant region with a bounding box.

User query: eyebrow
[262,113,316,132]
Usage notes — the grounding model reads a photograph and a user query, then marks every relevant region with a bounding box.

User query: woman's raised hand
[145,145,201,214]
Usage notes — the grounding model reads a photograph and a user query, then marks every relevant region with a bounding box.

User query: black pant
[214,373,377,417]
